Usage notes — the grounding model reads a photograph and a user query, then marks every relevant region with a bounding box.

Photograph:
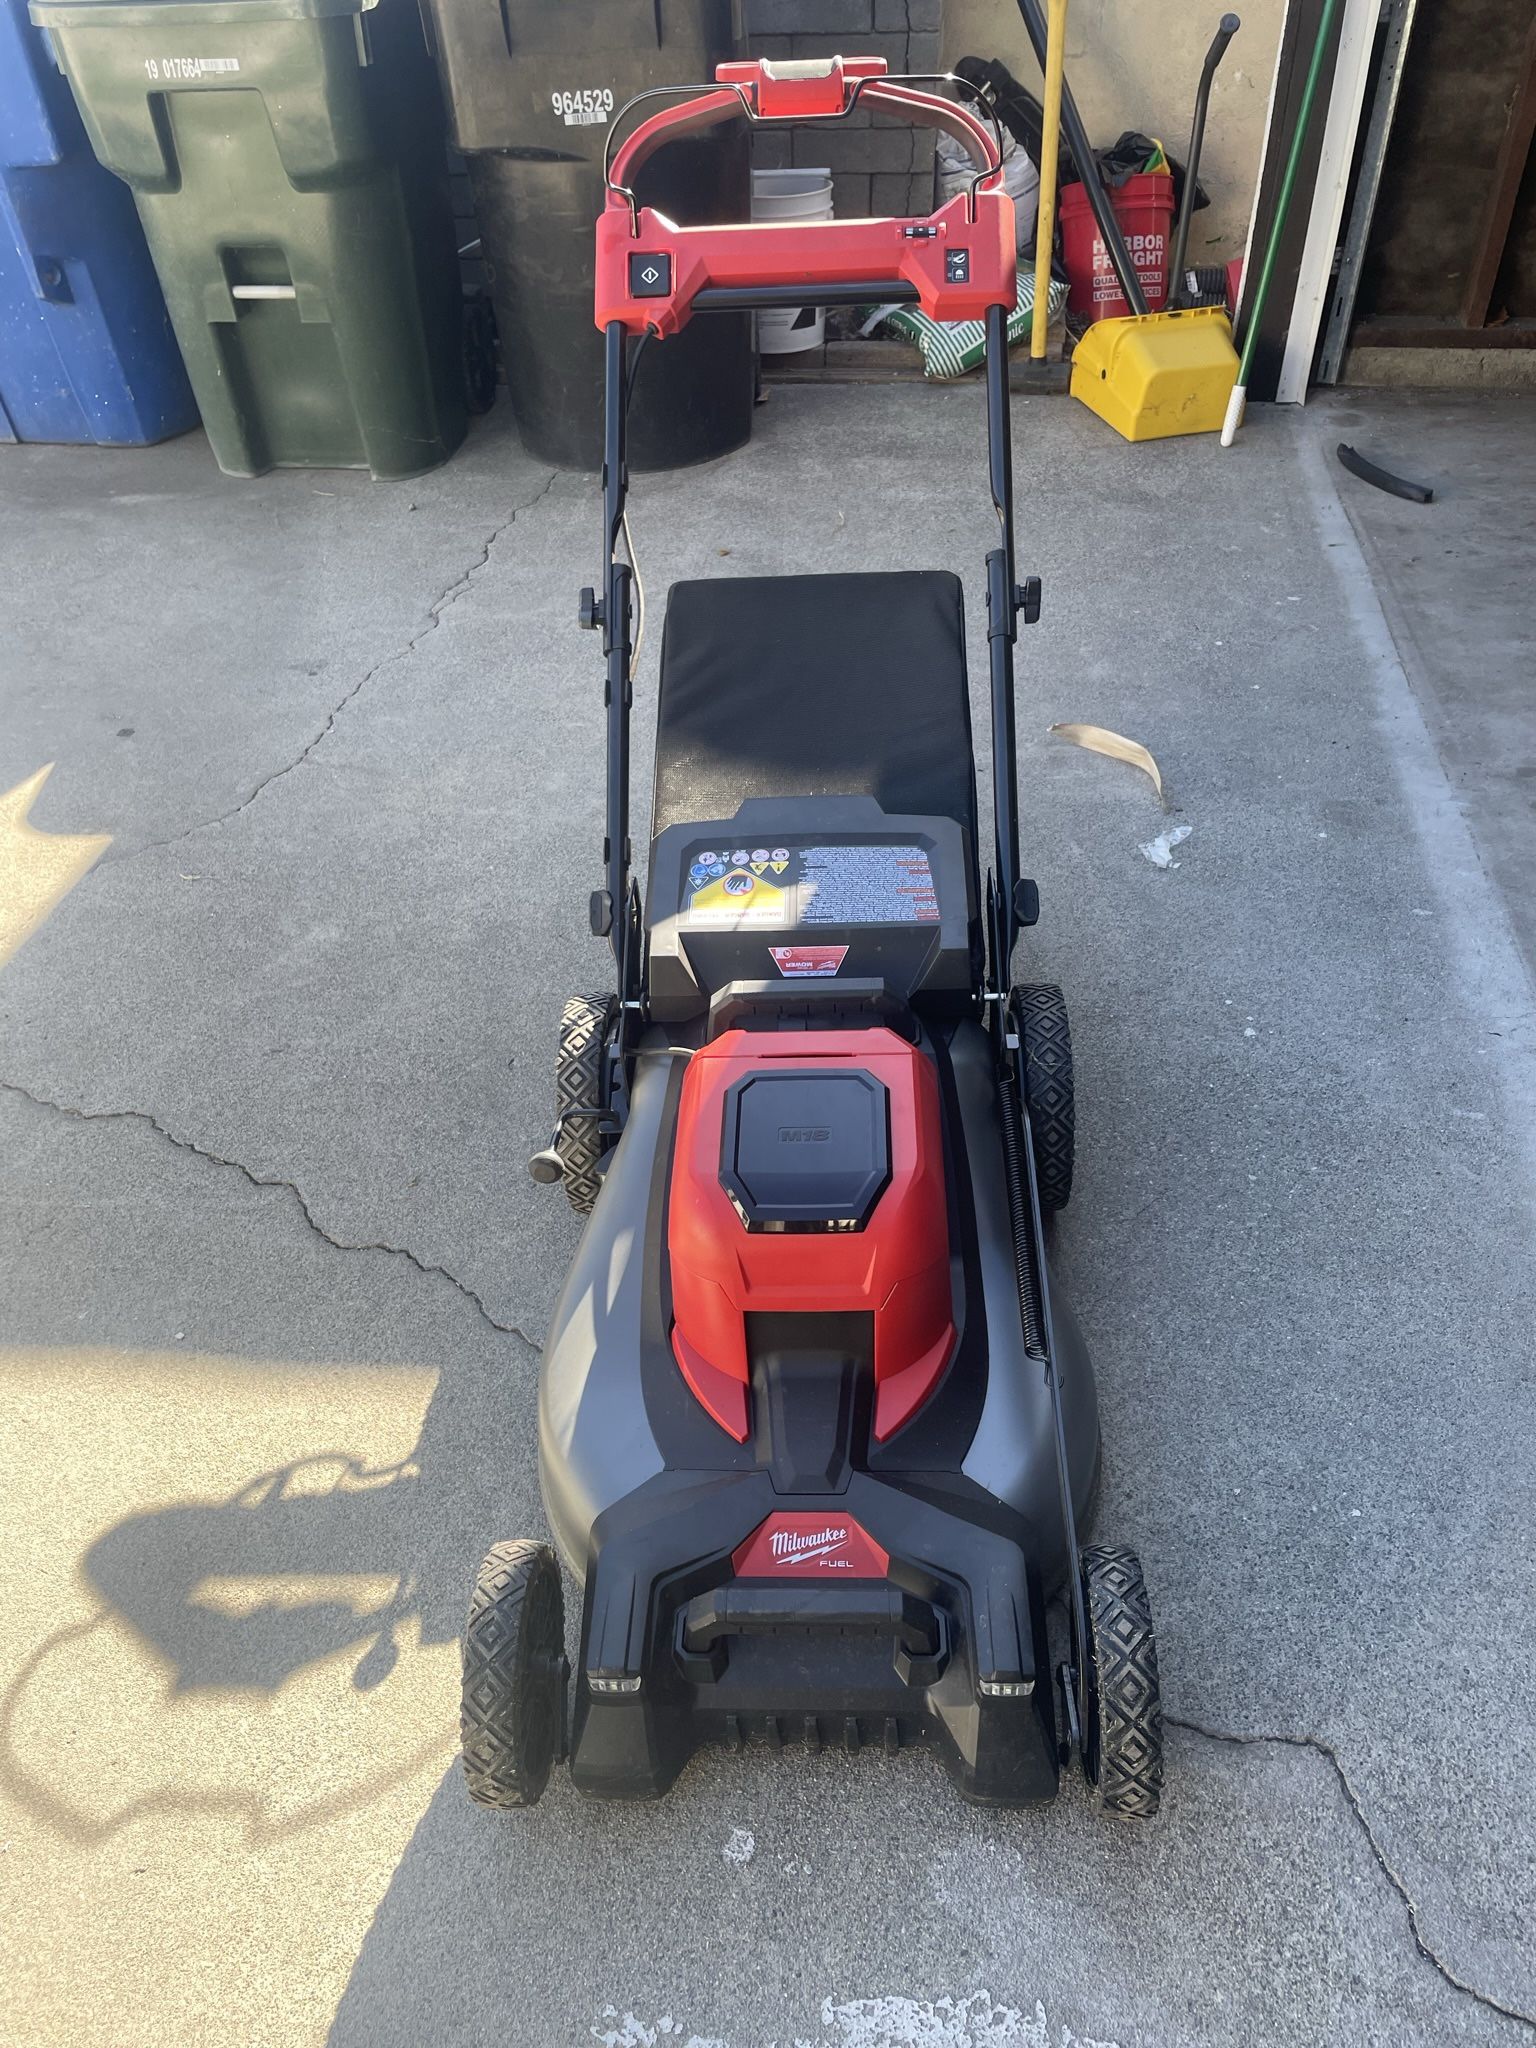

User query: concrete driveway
[2,385,1533,2048]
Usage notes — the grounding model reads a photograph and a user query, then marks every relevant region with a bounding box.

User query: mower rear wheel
[461,1540,566,1809]
[1012,983,1075,1212]
[556,993,618,1216]
[1081,1544,1163,1819]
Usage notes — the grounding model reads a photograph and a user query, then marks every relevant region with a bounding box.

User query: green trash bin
[30,0,468,478]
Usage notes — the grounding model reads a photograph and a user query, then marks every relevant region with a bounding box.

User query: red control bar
[595,57,1016,337]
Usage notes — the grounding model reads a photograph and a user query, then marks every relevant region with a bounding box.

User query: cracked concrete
[0,1078,535,1346]
[4,392,1536,2048]
[108,467,560,865]
[1168,1718,1536,2032]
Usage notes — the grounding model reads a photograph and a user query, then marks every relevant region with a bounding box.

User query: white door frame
[1276,0,1381,403]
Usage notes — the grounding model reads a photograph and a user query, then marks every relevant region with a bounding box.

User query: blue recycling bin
[0,0,196,444]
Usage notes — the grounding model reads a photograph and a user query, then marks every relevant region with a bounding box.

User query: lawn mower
[461,54,1162,1816]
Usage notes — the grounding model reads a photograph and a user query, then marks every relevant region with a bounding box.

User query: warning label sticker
[800,845,938,925]
[770,945,849,978]
[682,842,939,930]
[684,861,795,928]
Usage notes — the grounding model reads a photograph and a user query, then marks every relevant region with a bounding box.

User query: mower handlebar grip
[605,58,1004,201]
[1207,15,1241,71]
[596,60,1017,340]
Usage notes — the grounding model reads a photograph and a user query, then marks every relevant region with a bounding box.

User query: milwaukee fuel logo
[732,1511,890,1579]
[769,1523,849,1565]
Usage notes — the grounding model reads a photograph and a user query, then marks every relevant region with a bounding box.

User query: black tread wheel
[461,293,498,415]
[461,1539,565,1809]
[1081,1544,1163,1820]
[556,993,617,1216]
[1013,982,1075,1212]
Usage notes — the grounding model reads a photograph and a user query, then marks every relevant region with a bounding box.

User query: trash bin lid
[30,0,373,25]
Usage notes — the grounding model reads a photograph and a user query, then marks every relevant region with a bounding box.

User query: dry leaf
[1049,722,1166,805]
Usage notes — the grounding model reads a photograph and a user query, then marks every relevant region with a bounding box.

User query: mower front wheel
[556,993,618,1215]
[1011,982,1075,1212]
[461,1539,566,1809]
[1081,1544,1163,1819]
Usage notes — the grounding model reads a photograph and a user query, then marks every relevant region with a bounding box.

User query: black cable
[625,329,650,412]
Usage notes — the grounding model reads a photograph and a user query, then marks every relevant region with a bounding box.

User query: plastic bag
[952,60,1209,219]
[953,58,1045,170]
[1086,129,1207,217]
[936,127,1040,255]
[859,268,1068,380]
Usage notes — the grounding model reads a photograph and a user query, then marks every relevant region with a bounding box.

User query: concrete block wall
[746,0,944,221]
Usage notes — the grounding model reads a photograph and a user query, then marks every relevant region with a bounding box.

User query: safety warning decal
[682,841,939,930]
[770,945,849,978]
[685,862,793,927]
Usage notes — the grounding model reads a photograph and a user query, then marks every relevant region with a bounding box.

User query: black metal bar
[1013,0,1149,317]
[692,281,917,312]
[1317,0,1418,384]
[1002,1006,1091,1764]
[982,300,1020,986]
[601,319,634,994]
[1168,14,1240,303]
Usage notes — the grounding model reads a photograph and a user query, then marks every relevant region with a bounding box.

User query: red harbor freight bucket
[1059,170,1174,321]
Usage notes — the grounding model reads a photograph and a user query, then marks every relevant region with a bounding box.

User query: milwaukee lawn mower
[460,53,1163,1817]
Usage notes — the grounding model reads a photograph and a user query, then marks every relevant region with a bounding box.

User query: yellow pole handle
[1031,0,1068,360]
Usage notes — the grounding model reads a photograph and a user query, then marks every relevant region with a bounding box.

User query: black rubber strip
[1336,442,1435,503]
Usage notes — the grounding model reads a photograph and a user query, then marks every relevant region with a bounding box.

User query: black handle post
[983,300,1021,986]
[1168,13,1240,304]
[594,293,1022,1015]
[600,319,636,998]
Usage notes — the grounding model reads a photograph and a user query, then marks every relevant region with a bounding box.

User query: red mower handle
[595,56,1017,337]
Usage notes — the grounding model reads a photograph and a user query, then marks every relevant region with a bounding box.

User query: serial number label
[144,56,241,80]
[550,86,614,127]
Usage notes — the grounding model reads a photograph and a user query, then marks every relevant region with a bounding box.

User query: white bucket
[750,168,834,354]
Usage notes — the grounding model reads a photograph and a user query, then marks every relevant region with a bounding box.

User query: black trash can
[422,0,753,471]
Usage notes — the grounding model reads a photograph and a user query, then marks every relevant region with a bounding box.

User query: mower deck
[539,1017,1100,1802]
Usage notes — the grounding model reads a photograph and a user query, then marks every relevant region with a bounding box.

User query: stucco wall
[943,0,1285,262]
